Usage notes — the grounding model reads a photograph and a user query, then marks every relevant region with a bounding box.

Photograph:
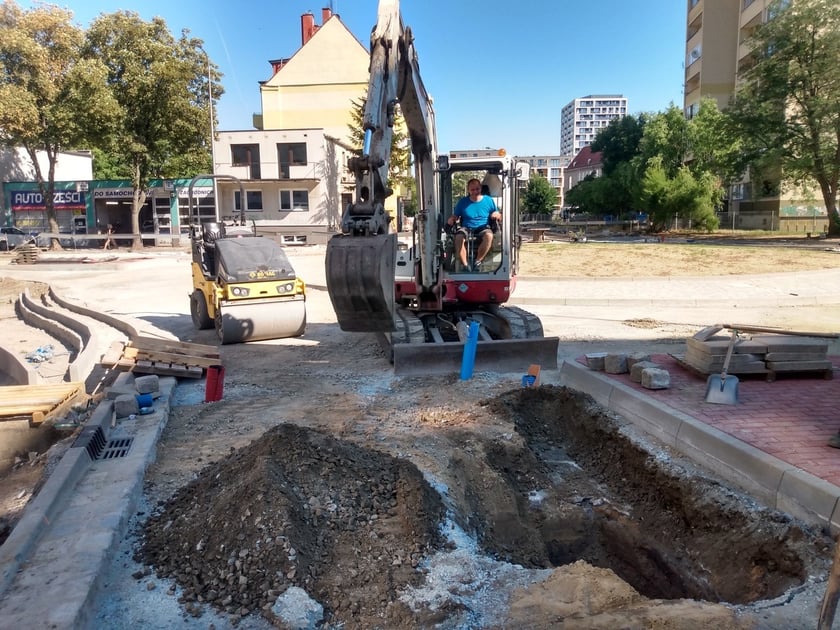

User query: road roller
[187,174,306,344]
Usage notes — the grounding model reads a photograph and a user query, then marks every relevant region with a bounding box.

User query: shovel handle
[720,330,738,379]
[721,324,839,339]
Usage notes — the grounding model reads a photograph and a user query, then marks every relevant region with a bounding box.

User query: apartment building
[517,154,571,211]
[559,95,627,157]
[685,0,830,234]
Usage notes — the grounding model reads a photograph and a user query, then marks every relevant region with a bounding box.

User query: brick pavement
[582,354,840,487]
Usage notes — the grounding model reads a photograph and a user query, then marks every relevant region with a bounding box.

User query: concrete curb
[0,372,176,626]
[0,403,102,597]
[559,359,840,532]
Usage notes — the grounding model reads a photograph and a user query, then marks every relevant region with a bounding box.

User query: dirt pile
[136,387,832,628]
[138,423,447,628]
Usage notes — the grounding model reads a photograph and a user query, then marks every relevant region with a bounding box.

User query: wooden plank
[100,340,126,366]
[722,323,839,339]
[132,362,203,378]
[0,382,84,425]
[0,383,84,397]
[132,348,221,368]
[765,352,828,361]
[130,335,219,358]
[692,325,724,341]
[766,360,833,371]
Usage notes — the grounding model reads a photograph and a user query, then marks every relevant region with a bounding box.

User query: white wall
[0,147,93,183]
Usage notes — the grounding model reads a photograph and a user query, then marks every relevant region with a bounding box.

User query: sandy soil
[1,239,839,628]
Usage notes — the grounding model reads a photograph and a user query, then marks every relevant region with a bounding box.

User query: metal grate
[72,425,106,460]
[100,437,133,460]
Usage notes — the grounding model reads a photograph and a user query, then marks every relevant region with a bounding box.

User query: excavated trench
[138,385,831,628]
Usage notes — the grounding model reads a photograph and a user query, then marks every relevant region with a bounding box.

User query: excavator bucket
[326,233,397,332]
[391,336,560,377]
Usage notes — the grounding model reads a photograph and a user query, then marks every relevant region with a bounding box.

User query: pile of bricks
[585,352,670,390]
[679,324,836,380]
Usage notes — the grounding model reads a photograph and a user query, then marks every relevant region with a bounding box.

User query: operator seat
[201,221,224,275]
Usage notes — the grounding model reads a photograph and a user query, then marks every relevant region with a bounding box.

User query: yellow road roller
[187,175,306,344]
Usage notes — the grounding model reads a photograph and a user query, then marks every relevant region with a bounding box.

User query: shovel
[704,329,740,405]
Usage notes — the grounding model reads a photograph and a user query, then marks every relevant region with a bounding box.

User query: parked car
[0,226,36,251]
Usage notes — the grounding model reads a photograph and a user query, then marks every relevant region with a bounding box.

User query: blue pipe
[460,321,480,380]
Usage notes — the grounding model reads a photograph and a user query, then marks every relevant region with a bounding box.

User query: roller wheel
[190,290,213,330]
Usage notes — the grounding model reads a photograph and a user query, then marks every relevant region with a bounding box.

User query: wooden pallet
[13,243,39,265]
[0,382,84,425]
[100,335,220,379]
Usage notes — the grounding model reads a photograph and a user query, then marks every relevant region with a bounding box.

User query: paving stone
[604,353,628,374]
[134,374,160,394]
[641,367,670,390]
[630,360,660,383]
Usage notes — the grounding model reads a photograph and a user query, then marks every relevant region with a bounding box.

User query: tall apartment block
[685,0,828,233]
[684,0,739,118]
[559,95,627,157]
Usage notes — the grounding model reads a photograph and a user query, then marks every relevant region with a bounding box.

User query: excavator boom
[326,0,559,375]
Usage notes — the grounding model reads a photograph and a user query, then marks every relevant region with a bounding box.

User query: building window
[231,144,261,179]
[234,190,263,211]
[277,142,307,178]
[280,190,309,211]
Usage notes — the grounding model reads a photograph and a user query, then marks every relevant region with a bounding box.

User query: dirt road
[1,240,839,628]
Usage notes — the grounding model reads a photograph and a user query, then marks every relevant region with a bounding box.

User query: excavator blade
[326,233,397,332]
[391,336,560,377]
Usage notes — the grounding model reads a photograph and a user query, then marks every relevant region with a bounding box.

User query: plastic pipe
[460,321,480,380]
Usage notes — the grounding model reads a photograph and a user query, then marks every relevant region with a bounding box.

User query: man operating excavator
[447,178,501,272]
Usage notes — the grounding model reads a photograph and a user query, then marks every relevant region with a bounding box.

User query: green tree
[521,172,557,216]
[640,157,721,232]
[0,1,118,248]
[347,93,412,210]
[689,98,743,186]
[639,106,691,177]
[83,11,220,248]
[591,113,648,176]
[727,0,840,232]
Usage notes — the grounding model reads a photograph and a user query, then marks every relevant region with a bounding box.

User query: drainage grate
[100,437,133,460]
[72,425,106,460]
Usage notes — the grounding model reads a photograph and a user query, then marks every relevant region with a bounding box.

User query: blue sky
[26,0,687,156]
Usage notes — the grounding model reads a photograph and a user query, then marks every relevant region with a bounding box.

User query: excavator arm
[326,0,439,332]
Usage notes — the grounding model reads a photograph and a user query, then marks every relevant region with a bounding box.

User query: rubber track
[393,307,426,344]
[485,304,545,339]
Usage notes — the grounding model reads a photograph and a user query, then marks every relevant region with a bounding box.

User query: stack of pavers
[681,324,837,380]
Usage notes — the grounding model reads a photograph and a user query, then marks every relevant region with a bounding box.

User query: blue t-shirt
[454,195,497,230]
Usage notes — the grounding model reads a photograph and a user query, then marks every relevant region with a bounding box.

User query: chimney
[322,8,332,23]
[301,12,316,45]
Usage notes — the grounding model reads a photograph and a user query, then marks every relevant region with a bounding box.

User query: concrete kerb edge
[49,287,140,340]
[75,373,177,628]
[558,359,840,531]
[0,373,176,604]
[0,400,111,599]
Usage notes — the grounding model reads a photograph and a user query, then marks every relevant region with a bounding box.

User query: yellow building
[256,10,369,138]
[685,0,830,234]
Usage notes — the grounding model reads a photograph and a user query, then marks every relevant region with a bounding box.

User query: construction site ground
[0,234,839,628]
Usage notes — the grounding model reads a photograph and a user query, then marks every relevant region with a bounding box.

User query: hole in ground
[466,385,829,604]
[137,388,831,628]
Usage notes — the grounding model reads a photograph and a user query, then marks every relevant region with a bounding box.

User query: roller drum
[216,297,306,344]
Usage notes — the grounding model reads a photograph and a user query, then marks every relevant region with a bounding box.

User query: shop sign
[11,190,86,210]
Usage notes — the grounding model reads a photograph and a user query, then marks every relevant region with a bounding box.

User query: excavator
[325,0,558,375]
